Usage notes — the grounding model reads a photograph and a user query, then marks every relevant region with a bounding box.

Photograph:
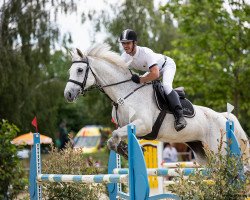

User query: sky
[57,0,165,51]
[57,0,120,51]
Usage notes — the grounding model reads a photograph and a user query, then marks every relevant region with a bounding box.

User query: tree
[161,0,250,134]
[0,119,26,199]
[0,0,78,136]
[90,0,178,52]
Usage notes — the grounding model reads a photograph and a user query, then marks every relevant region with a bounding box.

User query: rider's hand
[131,74,140,84]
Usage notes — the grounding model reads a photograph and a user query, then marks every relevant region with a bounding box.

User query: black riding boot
[166,90,187,131]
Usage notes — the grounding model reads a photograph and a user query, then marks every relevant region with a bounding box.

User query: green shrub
[167,133,249,200]
[41,143,107,199]
[0,119,26,199]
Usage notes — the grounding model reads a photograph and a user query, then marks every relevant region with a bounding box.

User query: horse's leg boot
[117,141,128,160]
[166,90,187,131]
[117,141,146,160]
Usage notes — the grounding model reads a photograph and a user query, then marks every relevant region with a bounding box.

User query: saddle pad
[180,98,195,118]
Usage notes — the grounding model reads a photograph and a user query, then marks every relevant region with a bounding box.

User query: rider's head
[119,29,137,55]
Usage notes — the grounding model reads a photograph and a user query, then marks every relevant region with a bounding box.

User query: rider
[119,29,187,132]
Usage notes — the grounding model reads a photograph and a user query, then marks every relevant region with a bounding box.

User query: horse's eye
[77,68,83,73]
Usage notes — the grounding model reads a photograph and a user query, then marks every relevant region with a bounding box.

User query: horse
[64,43,249,165]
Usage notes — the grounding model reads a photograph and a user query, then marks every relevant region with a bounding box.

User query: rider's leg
[166,90,187,131]
[162,58,187,131]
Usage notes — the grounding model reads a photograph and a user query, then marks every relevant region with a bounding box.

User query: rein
[67,57,152,127]
[68,59,132,93]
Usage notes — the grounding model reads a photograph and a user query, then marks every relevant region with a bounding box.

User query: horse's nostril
[68,92,71,98]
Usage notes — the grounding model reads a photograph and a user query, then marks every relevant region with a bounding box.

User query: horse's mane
[85,43,128,68]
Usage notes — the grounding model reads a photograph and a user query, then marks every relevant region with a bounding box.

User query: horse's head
[64,48,96,102]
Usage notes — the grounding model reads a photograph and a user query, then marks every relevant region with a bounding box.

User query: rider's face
[121,41,134,54]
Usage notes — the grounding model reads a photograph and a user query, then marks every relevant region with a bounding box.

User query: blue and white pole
[29,132,42,200]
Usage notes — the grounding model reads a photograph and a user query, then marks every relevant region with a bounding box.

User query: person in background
[163,142,178,162]
[58,120,69,150]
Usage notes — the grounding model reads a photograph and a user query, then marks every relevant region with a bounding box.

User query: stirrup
[174,118,187,132]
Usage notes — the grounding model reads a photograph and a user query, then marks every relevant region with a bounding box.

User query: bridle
[67,57,132,95]
[67,56,151,127]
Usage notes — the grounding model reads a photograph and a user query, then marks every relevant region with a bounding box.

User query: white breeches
[161,57,176,95]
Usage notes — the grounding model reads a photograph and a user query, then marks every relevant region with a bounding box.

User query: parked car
[73,126,102,153]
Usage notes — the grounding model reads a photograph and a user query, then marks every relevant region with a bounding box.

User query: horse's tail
[221,112,250,166]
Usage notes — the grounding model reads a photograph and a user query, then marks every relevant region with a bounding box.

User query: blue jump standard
[107,125,180,200]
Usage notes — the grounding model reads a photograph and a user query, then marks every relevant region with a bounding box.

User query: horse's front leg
[107,119,151,159]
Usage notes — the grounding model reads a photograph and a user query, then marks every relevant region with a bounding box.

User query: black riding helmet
[119,29,137,42]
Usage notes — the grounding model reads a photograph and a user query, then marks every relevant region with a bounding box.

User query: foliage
[0,119,27,199]
[0,0,77,137]
[89,0,178,52]
[167,133,249,199]
[0,0,113,138]
[41,143,107,199]
[160,0,250,134]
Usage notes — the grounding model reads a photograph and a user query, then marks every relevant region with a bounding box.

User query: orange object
[11,132,52,145]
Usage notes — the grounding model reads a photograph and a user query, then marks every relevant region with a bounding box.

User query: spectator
[163,143,178,162]
[59,120,69,150]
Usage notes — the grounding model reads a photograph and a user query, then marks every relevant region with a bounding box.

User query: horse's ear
[76,48,84,58]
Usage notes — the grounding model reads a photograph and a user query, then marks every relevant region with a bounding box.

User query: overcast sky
[57,0,166,51]
[57,0,120,51]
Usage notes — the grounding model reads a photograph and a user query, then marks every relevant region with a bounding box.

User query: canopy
[11,132,52,145]
[76,126,101,137]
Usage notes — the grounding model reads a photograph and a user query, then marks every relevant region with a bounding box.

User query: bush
[167,132,249,200]
[0,119,26,199]
[41,143,107,199]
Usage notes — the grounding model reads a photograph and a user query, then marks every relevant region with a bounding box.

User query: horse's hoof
[107,138,117,151]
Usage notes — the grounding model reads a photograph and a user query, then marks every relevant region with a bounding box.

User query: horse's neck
[92,59,135,101]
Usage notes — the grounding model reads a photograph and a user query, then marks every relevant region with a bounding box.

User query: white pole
[157,142,164,193]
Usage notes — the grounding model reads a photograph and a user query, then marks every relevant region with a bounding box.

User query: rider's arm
[140,65,160,83]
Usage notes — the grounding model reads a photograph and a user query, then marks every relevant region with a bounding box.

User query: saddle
[153,80,195,117]
[138,80,195,140]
